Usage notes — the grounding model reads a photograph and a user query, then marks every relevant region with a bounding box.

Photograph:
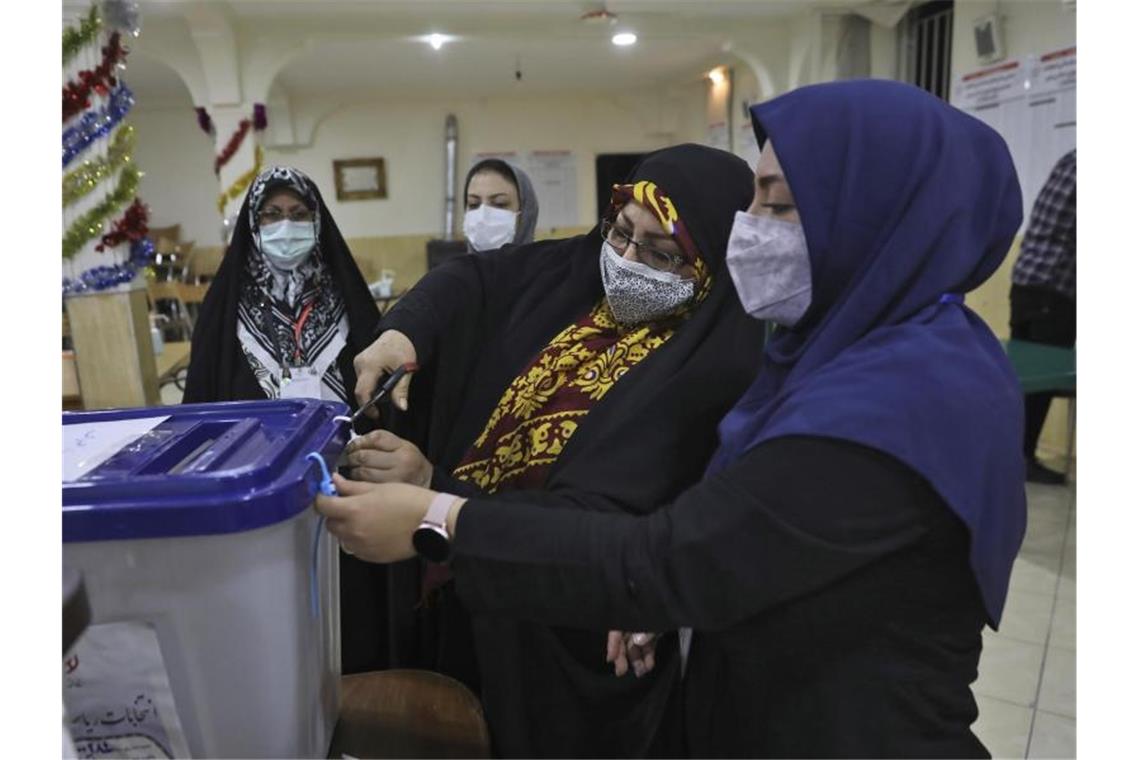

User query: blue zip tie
[306,453,337,619]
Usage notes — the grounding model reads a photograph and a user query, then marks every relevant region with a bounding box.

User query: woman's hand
[353,329,417,416]
[605,631,659,678]
[344,430,433,486]
[315,475,433,563]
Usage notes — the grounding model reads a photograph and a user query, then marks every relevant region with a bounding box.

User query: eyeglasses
[258,206,315,225]
[601,218,686,273]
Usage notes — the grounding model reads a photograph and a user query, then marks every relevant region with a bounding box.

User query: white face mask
[258,220,316,270]
[464,205,518,252]
[599,240,695,325]
[725,210,812,327]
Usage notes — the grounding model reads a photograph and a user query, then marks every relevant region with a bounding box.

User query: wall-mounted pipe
[443,114,458,240]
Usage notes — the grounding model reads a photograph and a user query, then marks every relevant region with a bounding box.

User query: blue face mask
[258,220,316,270]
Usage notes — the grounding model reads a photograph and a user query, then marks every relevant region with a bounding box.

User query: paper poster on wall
[1022,47,1077,209]
[64,621,191,759]
[952,47,1076,224]
[523,150,579,229]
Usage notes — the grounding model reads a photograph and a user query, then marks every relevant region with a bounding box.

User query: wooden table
[155,341,192,385]
[1003,339,1076,473]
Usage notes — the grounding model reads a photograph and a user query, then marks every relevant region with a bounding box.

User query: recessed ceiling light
[708,68,726,85]
[612,32,637,46]
[421,33,455,50]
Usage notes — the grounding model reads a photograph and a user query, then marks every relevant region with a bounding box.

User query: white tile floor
[972,470,1076,759]
[163,380,1078,756]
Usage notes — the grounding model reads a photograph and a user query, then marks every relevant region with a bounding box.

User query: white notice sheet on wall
[63,416,170,482]
[952,47,1076,224]
[64,621,191,759]
[524,151,578,229]
[1022,47,1077,211]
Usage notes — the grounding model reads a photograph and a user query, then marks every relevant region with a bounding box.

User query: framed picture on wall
[333,158,387,201]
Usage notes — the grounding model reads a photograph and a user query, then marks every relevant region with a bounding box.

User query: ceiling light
[708,68,726,85]
[612,32,637,46]
[420,33,455,50]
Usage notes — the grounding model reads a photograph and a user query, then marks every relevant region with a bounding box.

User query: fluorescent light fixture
[611,32,637,46]
[708,68,726,85]
[420,33,455,50]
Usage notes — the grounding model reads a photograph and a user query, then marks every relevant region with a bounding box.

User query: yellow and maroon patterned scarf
[453,181,712,494]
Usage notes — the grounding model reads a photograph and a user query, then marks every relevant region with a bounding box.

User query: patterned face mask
[599,240,695,325]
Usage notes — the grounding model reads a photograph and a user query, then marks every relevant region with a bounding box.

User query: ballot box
[62,399,349,759]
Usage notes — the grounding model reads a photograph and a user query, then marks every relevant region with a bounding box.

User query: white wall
[129,106,220,247]
[128,88,706,245]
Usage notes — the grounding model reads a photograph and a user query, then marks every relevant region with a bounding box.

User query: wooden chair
[329,670,491,759]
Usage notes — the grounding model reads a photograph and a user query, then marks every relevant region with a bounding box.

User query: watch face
[413,525,451,563]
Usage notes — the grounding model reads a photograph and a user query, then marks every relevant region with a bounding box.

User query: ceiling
[125,0,893,102]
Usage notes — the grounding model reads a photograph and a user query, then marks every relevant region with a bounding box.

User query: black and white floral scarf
[235,166,350,402]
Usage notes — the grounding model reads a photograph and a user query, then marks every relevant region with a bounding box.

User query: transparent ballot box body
[62,399,348,759]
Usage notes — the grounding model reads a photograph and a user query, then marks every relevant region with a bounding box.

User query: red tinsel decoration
[62,32,127,123]
[96,197,150,252]
[212,106,267,175]
[214,119,252,175]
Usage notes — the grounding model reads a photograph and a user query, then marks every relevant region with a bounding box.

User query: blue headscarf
[708,80,1027,627]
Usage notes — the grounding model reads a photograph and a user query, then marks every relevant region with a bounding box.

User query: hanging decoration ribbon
[214,119,252,175]
[62,32,128,123]
[62,124,135,207]
[63,83,134,167]
[62,6,102,65]
[62,164,143,259]
[96,197,149,252]
[211,103,267,174]
[195,107,215,136]
[217,144,264,213]
[63,235,154,295]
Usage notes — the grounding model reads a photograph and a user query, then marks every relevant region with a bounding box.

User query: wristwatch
[413,493,457,563]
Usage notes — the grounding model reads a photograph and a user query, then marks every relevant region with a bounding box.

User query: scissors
[349,362,419,424]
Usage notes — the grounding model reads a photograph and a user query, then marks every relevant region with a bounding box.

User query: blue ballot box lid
[63,399,349,542]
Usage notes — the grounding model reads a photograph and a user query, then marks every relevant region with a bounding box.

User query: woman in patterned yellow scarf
[451,179,714,494]
[344,144,765,758]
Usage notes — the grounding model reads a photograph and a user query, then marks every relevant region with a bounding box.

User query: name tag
[280,366,322,399]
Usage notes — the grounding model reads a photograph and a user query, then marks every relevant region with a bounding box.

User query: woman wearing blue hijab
[315,80,1028,757]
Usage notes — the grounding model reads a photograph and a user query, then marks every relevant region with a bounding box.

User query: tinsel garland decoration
[101,0,141,37]
[62,124,135,207]
[62,164,142,259]
[63,84,134,167]
[62,6,102,65]
[62,264,137,295]
[212,104,267,174]
[195,107,215,136]
[62,32,126,123]
[62,238,157,295]
[214,119,251,175]
[96,197,149,252]
[216,145,264,213]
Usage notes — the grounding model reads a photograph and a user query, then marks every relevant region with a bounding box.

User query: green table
[1003,339,1076,395]
[1003,339,1077,475]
